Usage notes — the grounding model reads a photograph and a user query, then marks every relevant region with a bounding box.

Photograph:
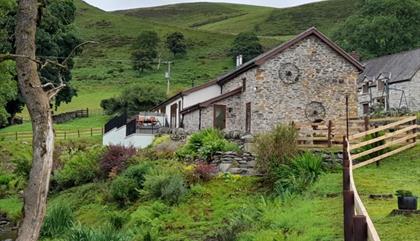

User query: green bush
[273,152,323,196]
[123,163,152,187]
[110,176,138,206]
[141,172,187,205]
[41,202,74,237]
[67,224,131,241]
[109,163,152,205]
[253,124,299,180]
[53,146,103,190]
[176,128,239,160]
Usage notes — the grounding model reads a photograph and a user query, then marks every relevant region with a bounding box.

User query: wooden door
[170,103,177,128]
[213,105,226,130]
[245,102,251,133]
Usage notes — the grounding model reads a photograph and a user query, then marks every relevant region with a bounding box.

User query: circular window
[305,101,326,122]
[279,63,300,84]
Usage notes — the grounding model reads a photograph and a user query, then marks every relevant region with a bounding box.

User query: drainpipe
[198,108,202,130]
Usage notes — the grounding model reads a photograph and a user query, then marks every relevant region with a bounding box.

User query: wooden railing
[295,116,417,149]
[0,127,104,141]
[349,116,417,169]
[343,138,381,241]
[343,115,418,241]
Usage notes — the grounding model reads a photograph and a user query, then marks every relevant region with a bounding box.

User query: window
[245,102,251,133]
[362,83,369,94]
[170,103,177,128]
[377,80,385,92]
[213,105,226,130]
[363,103,369,115]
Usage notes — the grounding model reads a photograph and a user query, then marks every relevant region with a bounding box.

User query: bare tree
[0,1,93,240]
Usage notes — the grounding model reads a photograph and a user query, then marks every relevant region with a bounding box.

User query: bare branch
[46,73,65,99]
[0,53,41,64]
[62,41,97,65]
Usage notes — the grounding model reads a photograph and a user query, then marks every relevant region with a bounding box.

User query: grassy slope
[117,0,360,36]
[355,144,420,241]
[256,0,361,36]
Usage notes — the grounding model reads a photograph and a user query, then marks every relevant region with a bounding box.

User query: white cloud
[83,0,324,11]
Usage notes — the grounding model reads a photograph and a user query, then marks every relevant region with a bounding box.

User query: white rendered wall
[183,84,221,108]
[165,98,182,128]
[103,126,155,149]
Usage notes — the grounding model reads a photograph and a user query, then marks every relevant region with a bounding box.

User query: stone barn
[153,27,363,135]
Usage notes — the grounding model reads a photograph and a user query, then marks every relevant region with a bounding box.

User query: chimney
[236,55,243,67]
[350,51,360,61]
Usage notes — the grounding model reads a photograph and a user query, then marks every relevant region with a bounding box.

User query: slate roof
[359,48,420,84]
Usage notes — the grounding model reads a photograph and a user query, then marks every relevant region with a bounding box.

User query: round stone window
[279,63,300,84]
[305,101,326,122]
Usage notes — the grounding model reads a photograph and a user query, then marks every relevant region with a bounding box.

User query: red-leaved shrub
[100,145,137,178]
[186,162,217,184]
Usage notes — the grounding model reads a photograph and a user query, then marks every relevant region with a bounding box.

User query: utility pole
[162,61,173,95]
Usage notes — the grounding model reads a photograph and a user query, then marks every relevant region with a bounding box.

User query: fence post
[86,108,89,117]
[364,116,369,131]
[328,120,332,147]
[15,132,18,141]
[412,119,417,143]
[64,131,66,140]
[352,215,367,241]
[91,128,93,136]
[343,136,354,241]
[101,127,104,135]
[344,190,354,241]
[78,130,80,138]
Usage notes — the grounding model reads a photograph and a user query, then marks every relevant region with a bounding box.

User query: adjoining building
[358,48,420,116]
[152,27,363,135]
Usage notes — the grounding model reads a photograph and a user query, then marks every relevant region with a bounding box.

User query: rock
[228,168,249,175]
[219,163,232,172]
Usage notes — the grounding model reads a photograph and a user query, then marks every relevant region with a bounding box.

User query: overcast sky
[83,0,324,11]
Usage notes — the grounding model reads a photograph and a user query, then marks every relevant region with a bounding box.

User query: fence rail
[343,115,418,241]
[0,127,104,141]
[295,116,418,149]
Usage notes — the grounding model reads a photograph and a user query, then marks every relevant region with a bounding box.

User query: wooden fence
[52,109,89,124]
[296,115,418,149]
[0,127,104,141]
[343,115,418,241]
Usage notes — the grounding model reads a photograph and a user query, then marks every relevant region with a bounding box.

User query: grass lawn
[354,144,420,241]
[0,114,109,134]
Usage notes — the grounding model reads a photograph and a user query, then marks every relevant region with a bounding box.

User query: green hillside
[117,0,361,36]
[53,0,281,114]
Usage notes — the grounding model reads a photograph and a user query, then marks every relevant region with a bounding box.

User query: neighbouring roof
[359,48,420,84]
[180,87,242,114]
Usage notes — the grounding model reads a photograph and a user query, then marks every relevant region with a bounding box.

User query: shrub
[100,145,137,178]
[41,202,74,237]
[141,172,187,205]
[176,128,239,161]
[273,152,323,196]
[108,212,127,230]
[253,124,298,179]
[53,146,103,190]
[185,162,218,184]
[123,163,151,187]
[67,224,131,241]
[110,176,138,206]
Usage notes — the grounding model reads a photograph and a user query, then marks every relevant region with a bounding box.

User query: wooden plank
[353,142,417,169]
[351,133,417,160]
[348,157,381,241]
[350,125,417,150]
[349,116,416,140]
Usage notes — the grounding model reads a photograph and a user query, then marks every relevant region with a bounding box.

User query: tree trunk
[15,1,54,240]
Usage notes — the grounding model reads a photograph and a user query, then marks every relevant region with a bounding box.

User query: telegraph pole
[162,61,173,95]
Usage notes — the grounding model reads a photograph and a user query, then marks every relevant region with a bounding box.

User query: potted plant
[396,190,417,210]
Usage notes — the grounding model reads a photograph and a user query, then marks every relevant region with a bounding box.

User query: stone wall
[221,35,359,134]
[358,70,420,115]
[182,109,200,132]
